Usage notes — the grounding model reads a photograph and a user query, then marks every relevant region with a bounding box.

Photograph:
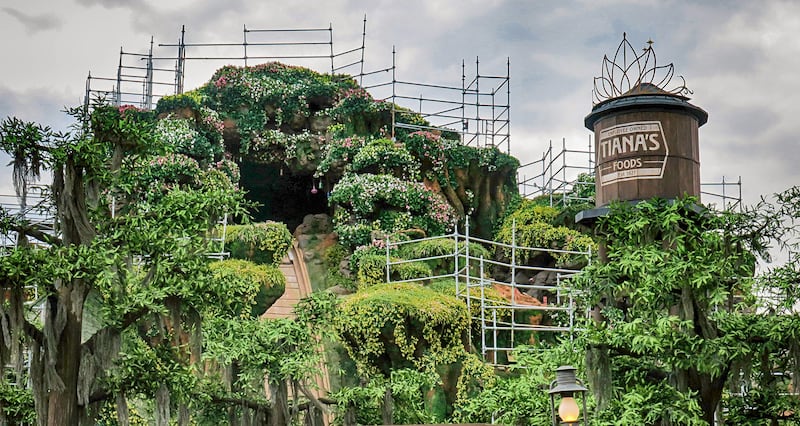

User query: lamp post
[548,365,588,426]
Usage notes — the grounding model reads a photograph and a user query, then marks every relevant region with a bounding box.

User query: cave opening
[238,160,329,232]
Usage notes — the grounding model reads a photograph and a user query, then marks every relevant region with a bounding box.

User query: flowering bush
[351,138,419,179]
[199,106,225,139]
[155,116,223,166]
[139,153,201,185]
[401,130,518,189]
[116,153,203,202]
[333,221,373,249]
[326,87,392,135]
[404,131,452,181]
[199,62,356,151]
[315,132,368,177]
[246,129,322,167]
[329,173,456,245]
[90,104,156,149]
[213,156,240,185]
[328,88,390,118]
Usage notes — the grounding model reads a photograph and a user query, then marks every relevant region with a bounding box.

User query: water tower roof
[585,93,708,129]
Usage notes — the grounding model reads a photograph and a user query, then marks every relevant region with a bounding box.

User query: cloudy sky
[1,0,798,208]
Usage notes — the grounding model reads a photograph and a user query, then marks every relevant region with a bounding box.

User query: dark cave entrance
[239,160,329,232]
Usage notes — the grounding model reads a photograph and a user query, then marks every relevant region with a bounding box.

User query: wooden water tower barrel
[584,84,708,207]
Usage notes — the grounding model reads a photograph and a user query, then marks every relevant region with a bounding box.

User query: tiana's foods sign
[597,121,668,186]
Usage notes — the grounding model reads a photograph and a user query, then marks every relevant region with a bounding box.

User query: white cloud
[0,0,797,209]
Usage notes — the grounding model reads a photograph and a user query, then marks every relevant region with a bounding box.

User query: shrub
[225,221,293,266]
[494,200,595,267]
[333,221,373,249]
[209,259,286,317]
[335,282,470,376]
[155,91,203,116]
[350,138,419,179]
[398,238,490,274]
[329,173,456,240]
[392,260,433,283]
[198,62,355,151]
[91,104,156,150]
[155,116,223,166]
[355,254,387,289]
[315,133,368,177]
[120,153,202,201]
[327,87,392,135]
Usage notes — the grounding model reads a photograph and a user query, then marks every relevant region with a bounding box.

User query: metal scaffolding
[384,219,590,364]
[0,185,55,252]
[517,138,743,211]
[82,18,512,152]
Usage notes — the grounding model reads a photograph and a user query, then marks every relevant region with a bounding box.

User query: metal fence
[383,219,590,364]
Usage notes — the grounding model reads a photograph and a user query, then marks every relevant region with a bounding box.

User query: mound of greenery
[157,62,519,244]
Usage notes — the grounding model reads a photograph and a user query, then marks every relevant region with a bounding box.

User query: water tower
[577,34,707,222]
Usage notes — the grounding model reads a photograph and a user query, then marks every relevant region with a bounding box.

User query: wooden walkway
[262,242,312,319]
[262,243,331,423]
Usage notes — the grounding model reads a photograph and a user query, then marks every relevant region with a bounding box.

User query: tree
[0,105,247,425]
[575,193,800,425]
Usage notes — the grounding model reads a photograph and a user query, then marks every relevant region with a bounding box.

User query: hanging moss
[209,259,286,317]
[335,283,470,377]
[224,222,292,266]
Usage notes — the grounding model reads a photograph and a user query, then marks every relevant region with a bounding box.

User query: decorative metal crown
[592,33,692,105]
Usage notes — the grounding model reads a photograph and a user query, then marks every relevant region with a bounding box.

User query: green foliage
[198,62,356,152]
[225,221,293,266]
[315,133,368,177]
[335,283,470,376]
[349,243,387,273]
[323,243,357,290]
[91,104,157,150]
[330,173,456,247]
[246,129,322,166]
[495,199,596,266]
[155,115,223,166]
[398,237,490,274]
[155,91,204,116]
[348,243,430,288]
[392,259,433,282]
[208,259,285,318]
[0,117,48,196]
[211,156,240,184]
[429,278,509,320]
[571,192,800,424]
[566,172,596,202]
[350,138,420,179]
[0,380,35,424]
[107,339,197,403]
[331,369,440,425]
[120,153,203,199]
[332,219,373,249]
[402,130,519,189]
[599,385,706,425]
[453,341,586,425]
[327,87,392,135]
[355,254,388,288]
[204,316,321,386]
[330,382,385,425]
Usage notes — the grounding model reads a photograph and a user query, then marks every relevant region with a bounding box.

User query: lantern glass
[558,395,580,422]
